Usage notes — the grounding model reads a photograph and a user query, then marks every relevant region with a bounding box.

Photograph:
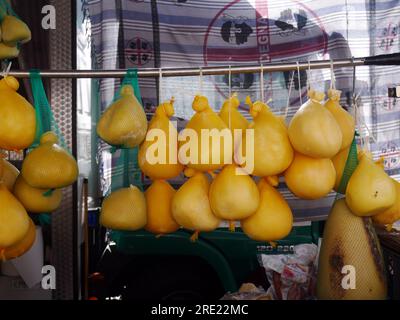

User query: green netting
[109,69,144,194]
[0,0,17,21]
[336,134,359,196]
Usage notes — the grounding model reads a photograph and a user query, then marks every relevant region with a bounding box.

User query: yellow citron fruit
[1,15,31,46]
[145,180,179,235]
[0,183,30,248]
[324,89,355,151]
[97,85,148,148]
[13,175,62,214]
[139,98,183,179]
[284,152,336,200]
[288,89,342,158]
[178,95,232,173]
[209,164,259,221]
[0,76,36,151]
[0,158,19,191]
[317,199,387,300]
[372,179,400,225]
[172,169,220,235]
[238,97,293,177]
[0,42,19,60]
[219,93,249,133]
[100,185,147,231]
[345,152,396,216]
[241,178,293,242]
[21,132,79,189]
[2,218,36,261]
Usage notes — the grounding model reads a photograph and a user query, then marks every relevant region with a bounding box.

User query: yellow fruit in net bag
[145,180,179,235]
[288,89,342,158]
[100,185,147,231]
[1,15,31,46]
[0,76,36,151]
[172,169,220,240]
[2,218,36,261]
[241,178,293,242]
[139,98,183,179]
[13,175,62,213]
[238,97,293,177]
[0,158,20,191]
[0,184,30,248]
[372,179,400,225]
[0,42,19,60]
[209,164,259,221]
[219,93,249,133]
[21,132,79,189]
[178,95,232,173]
[284,152,336,200]
[346,152,396,217]
[317,199,387,300]
[97,85,148,148]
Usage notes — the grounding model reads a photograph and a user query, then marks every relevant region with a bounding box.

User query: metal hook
[0,61,12,78]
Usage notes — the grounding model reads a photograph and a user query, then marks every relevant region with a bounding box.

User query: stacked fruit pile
[0,76,78,261]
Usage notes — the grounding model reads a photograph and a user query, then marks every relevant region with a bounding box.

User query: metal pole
[8,57,367,78]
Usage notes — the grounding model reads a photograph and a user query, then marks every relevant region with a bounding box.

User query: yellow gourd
[0,42,19,60]
[324,89,355,151]
[219,93,249,133]
[1,15,31,46]
[139,98,183,179]
[317,199,387,300]
[97,85,148,148]
[21,132,79,189]
[13,175,62,213]
[172,169,220,241]
[100,185,147,231]
[2,218,36,261]
[0,158,19,191]
[284,152,336,200]
[288,89,342,158]
[238,97,293,177]
[209,164,259,227]
[241,178,293,242]
[346,152,396,216]
[0,183,30,248]
[0,76,36,151]
[178,95,232,173]
[372,179,400,225]
[145,180,179,235]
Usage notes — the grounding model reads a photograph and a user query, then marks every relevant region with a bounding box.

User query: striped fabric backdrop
[85,0,400,221]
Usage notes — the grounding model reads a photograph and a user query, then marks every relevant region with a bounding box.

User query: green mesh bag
[109,69,144,194]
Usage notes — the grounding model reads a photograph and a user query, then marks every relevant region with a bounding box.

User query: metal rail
[6,53,400,78]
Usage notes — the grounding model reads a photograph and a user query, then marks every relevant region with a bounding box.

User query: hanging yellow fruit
[0,76,36,151]
[13,175,62,213]
[2,218,36,261]
[288,89,342,158]
[178,95,232,173]
[346,152,396,216]
[317,199,387,300]
[100,185,147,231]
[139,98,183,179]
[0,183,30,248]
[372,179,400,225]
[97,85,148,148]
[1,15,31,46]
[0,158,20,191]
[0,42,19,60]
[241,178,293,242]
[145,180,179,235]
[219,93,249,133]
[238,97,293,177]
[209,164,259,224]
[21,132,79,189]
[324,89,355,151]
[172,169,220,241]
[284,152,336,200]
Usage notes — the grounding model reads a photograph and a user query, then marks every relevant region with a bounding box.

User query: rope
[307,59,311,94]
[296,61,302,105]
[0,61,12,78]
[330,59,336,90]
[228,65,232,130]
[284,70,295,120]
[260,63,264,102]
[159,67,163,103]
[199,66,203,95]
